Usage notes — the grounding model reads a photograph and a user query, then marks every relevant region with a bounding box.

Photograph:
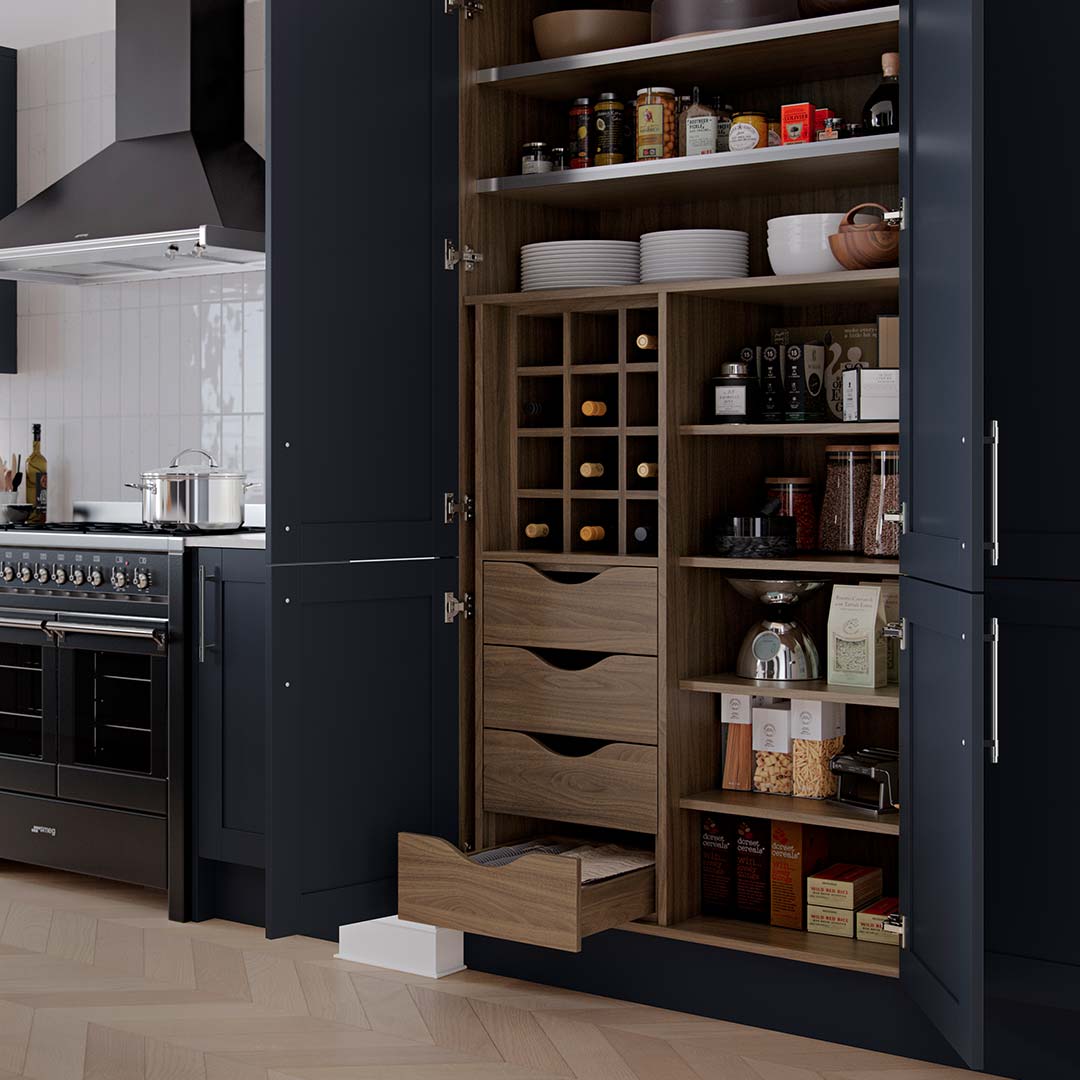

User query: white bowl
[767,242,845,276]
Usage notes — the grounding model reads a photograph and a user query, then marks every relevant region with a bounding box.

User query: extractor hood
[0,0,264,285]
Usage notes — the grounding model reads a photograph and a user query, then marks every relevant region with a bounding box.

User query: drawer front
[483,730,658,834]
[483,563,658,656]
[484,646,657,745]
[398,833,655,953]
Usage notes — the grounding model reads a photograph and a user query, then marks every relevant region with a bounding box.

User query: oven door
[0,610,57,797]
[53,614,169,815]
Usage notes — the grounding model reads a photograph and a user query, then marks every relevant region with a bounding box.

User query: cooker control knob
[18,565,32,583]
[89,568,104,588]
[111,569,127,590]
[134,569,151,591]
[1,564,13,582]
[52,566,67,586]
[71,567,85,586]
[35,566,50,584]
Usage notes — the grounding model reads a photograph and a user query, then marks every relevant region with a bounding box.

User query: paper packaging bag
[735,818,771,923]
[862,579,900,684]
[701,814,736,917]
[772,324,879,420]
[828,584,888,689]
[770,821,828,929]
[721,693,771,791]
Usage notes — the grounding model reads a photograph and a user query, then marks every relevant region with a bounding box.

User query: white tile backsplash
[0,3,267,519]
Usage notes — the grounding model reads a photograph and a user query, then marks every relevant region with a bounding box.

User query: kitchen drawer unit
[483,645,658,745]
[398,832,656,953]
[482,562,658,656]
[482,730,658,834]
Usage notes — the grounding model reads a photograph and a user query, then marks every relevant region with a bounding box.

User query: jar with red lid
[766,477,816,552]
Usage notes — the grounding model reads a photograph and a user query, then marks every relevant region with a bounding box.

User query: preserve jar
[521,142,552,175]
[818,446,871,553]
[569,98,593,168]
[594,93,625,166]
[636,87,676,161]
[766,477,816,552]
[729,111,768,151]
[863,444,901,557]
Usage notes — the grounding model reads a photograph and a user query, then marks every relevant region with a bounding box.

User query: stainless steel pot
[126,449,257,531]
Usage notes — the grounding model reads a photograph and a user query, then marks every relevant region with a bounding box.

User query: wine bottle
[524,523,551,540]
[632,526,653,545]
[579,462,605,479]
[521,401,545,418]
[863,52,900,135]
[579,526,606,543]
[26,423,47,525]
[580,400,608,418]
[636,334,659,352]
[636,462,659,479]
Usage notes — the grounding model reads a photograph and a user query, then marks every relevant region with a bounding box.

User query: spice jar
[636,87,677,160]
[713,99,734,151]
[594,93,625,166]
[679,86,717,157]
[729,111,768,151]
[521,142,552,175]
[818,446,871,553]
[766,477,816,552]
[550,146,568,172]
[569,98,593,168]
[768,118,782,146]
[711,360,757,424]
[863,445,901,557]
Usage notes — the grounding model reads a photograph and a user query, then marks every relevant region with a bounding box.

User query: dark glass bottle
[863,52,900,135]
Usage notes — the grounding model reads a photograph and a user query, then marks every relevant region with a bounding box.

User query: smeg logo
[30,825,56,837]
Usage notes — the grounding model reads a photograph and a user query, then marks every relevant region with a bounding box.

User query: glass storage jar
[521,142,552,175]
[818,446,871,553]
[636,87,676,161]
[766,477,816,552]
[863,444,901,557]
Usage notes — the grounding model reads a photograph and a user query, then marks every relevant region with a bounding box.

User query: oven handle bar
[0,616,49,633]
[42,620,167,648]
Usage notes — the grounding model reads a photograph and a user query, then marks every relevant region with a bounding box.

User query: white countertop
[183,531,266,550]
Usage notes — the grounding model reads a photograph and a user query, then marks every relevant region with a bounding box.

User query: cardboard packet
[735,818,771,923]
[770,822,828,929]
[701,814,736,917]
[772,324,879,420]
[807,863,883,910]
[857,897,901,945]
[807,904,855,938]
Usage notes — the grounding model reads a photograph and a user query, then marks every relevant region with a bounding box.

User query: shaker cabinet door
[899,0,985,592]
[266,558,459,941]
[266,0,459,565]
[899,576,985,1069]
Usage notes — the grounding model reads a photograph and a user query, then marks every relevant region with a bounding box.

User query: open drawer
[398,833,656,953]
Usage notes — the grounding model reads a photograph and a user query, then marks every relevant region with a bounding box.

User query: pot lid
[142,448,246,479]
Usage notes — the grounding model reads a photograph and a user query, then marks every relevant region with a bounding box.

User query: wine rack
[486,304,663,558]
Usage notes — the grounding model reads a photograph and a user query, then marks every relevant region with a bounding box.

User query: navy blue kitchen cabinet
[191,548,268,927]
[0,45,14,373]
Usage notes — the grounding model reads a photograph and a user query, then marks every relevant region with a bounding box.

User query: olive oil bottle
[26,423,47,525]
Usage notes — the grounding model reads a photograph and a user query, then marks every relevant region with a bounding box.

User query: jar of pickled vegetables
[636,87,676,161]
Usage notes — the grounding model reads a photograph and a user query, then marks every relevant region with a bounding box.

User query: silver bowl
[729,578,825,681]
[727,578,826,607]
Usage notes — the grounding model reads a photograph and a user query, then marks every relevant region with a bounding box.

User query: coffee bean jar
[863,444,901,557]
[819,445,871,553]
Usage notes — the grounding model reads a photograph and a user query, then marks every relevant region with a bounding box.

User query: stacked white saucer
[640,229,750,283]
[521,241,641,291]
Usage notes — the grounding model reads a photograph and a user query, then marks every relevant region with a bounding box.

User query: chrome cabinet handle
[43,620,166,647]
[989,617,1000,765]
[0,616,49,634]
[987,420,1000,568]
[198,563,218,663]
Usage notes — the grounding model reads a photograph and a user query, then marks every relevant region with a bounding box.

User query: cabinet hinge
[883,502,907,535]
[882,913,907,948]
[444,592,474,624]
[444,239,484,272]
[444,0,483,16]
[444,492,474,525]
[884,198,906,231]
[884,618,907,652]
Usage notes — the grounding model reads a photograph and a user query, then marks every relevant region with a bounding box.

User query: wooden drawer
[398,833,655,953]
[484,646,658,745]
[483,730,658,834]
[483,563,658,656]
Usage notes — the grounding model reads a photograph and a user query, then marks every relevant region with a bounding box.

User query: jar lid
[734,111,767,119]
[523,141,548,149]
[766,477,814,485]
[719,361,751,378]
[573,97,591,106]
[825,444,872,453]
[599,92,619,101]
[870,444,901,452]
[637,87,675,96]
[550,145,566,152]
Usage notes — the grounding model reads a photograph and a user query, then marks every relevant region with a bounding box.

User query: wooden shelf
[517,428,564,439]
[679,789,899,837]
[681,554,900,576]
[516,489,565,500]
[517,365,563,376]
[626,916,899,978]
[478,136,899,210]
[681,675,899,709]
[681,422,900,437]
[482,550,659,568]
[466,269,899,310]
[626,491,660,501]
[569,490,621,501]
[478,8,899,101]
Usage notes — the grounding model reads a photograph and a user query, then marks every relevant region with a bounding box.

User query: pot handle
[170,448,219,470]
[124,481,157,494]
[244,482,262,492]
[843,202,894,230]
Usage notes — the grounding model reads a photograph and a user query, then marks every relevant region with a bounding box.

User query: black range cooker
[0,524,188,917]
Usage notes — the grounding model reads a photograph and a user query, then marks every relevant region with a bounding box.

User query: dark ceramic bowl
[2,504,33,525]
[798,0,893,17]
[652,0,800,40]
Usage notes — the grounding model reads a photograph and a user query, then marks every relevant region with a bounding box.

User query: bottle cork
[579,526,606,543]
[524,523,550,539]
[637,462,659,479]
[581,400,608,418]
[579,462,605,478]
[636,333,659,351]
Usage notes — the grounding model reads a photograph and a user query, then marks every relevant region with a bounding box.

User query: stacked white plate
[521,241,641,292]
[640,229,750,283]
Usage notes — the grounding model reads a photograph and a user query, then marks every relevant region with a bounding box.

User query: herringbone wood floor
[0,862,1002,1080]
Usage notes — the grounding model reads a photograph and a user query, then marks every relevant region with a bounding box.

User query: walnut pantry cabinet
[264,1,1074,1076]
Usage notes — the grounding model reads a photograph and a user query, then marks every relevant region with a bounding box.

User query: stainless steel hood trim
[0,226,264,285]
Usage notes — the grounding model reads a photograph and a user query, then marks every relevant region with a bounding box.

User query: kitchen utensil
[2,503,32,524]
[829,202,901,270]
[768,214,848,275]
[830,747,900,814]
[715,515,797,558]
[126,449,257,531]
[651,0,800,40]
[533,10,651,60]
[729,578,825,680]
[798,0,892,17]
